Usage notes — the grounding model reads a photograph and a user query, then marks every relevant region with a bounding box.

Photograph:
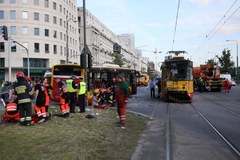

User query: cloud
[220,24,240,34]
[186,0,212,5]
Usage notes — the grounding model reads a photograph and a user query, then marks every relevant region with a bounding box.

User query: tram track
[165,102,240,160]
[191,103,240,159]
[199,94,240,118]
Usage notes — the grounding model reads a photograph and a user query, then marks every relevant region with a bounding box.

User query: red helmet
[106,88,111,93]
[16,71,25,78]
[25,76,31,82]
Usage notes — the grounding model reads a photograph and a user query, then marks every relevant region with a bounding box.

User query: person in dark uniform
[13,71,34,126]
[34,78,47,123]
[66,75,78,113]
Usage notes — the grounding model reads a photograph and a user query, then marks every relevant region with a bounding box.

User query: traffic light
[88,53,92,69]
[2,25,8,41]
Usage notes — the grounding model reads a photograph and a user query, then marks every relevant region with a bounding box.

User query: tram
[161,51,194,103]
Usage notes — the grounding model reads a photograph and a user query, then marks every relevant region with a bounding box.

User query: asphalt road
[129,86,240,160]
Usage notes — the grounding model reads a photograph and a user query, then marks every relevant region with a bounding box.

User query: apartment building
[0,0,79,81]
[77,7,148,71]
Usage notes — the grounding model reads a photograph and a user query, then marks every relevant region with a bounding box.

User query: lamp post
[13,40,29,77]
[66,16,77,64]
[226,40,238,84]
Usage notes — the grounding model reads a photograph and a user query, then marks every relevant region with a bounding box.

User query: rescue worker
[115,74,129,129]
[66,75,78,113]
[224,78,230,93]
[43,77,53,120]
[56,78,70,117]
[77,76,86,113]
[13,71,34,126]
[199,77,204,93]
[103,87,113,107]
[34,78,47,123]
[108,77,116,104]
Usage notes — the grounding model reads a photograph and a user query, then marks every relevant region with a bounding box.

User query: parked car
[231,80,236,86]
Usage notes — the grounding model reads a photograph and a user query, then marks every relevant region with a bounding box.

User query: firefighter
[77,76,86,113]
[66,75,78,113]
[13,71,34,126]
[34,78,47,123]
[56,78,70,117]
[115,74,129,129]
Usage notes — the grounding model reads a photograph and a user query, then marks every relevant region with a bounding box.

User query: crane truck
[193,63,225,91]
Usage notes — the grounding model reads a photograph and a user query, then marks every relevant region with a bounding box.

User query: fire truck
[193,63,225,91]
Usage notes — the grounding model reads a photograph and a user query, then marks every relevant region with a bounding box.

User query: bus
[90,64,138,95]
[137,73,149,86]
[50,64,138,102]
[51,64,84,102]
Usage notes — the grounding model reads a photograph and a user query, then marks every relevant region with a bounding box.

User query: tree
[112,53,124,67]
[206,59,215,65]
[216,49,234,74]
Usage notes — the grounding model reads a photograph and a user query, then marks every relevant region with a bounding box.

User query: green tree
[112,53,124,67]
[206,59,215,65]
[216,49,234,74]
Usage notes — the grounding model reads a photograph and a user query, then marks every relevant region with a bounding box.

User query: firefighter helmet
[16,71,25,78]
[25,76,31,82]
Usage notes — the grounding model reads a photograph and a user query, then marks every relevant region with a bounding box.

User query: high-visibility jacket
[78,81,86,95]
[14,78,34,104]
[66,79,77,93]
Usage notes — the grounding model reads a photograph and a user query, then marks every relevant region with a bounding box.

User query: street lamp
[13,40,29,77]
[226,40,238,84]
[66,16,77,64]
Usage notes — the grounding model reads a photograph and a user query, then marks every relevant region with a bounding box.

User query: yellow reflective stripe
[18,98,31,104]
[20,118,25,122]
[25,117,32,121]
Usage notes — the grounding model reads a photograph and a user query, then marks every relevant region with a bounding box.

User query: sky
[77,0,240,67]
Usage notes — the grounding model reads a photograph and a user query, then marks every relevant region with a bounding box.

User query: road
[129,86,240,160]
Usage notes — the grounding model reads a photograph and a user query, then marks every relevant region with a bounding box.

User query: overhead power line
[172,0,181,50]
[195,0,239,53]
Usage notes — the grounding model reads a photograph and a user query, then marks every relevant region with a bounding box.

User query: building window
[10,26,16,35]
[45,29,49,37]
[22,27,28,34]
[53,30,57,38]
[34,43,40,52]
[11,45,16,52]
[53,45,57,54]
[53,2,57,10]
[34,28,39,36]
[34,0,39,5]
[10,10,16,19]
[22,0,28,4]
[34,12,39,21]
[22,11,28,19]
[0,11,4,19]
[10,0,16,3]
[23,58,47,68]
[0,42,5,52]
[53,16,57,24]
[44,0,49,8]
[60,19,63,26]
[44,14,49,22]
[60,5,62,12]
[60,46,63,55]
[45,44,49,53]
[60,32,62,40]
